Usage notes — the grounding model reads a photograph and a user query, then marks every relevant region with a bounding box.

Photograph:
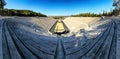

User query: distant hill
[0,9,46,17]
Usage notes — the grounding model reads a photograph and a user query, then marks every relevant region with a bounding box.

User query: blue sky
[5,0,114,16]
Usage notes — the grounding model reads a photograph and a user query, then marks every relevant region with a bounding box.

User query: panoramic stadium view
[0,0,120,59]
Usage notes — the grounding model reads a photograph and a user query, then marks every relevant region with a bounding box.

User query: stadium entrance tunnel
[49,20,69,35]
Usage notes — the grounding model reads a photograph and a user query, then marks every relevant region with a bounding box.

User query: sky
[5,0,114,16]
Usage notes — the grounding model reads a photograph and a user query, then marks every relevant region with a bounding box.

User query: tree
[2,9,47,17]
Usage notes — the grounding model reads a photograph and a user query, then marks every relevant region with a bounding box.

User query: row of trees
[0,9,46,17]
[52,16,67,19]
[71,13,102,17]
[71,10,117,17]
[1,9,119,17]
[52,10,116,19]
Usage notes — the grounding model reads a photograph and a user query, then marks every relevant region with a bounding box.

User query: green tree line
[0,9,46,17]
[71,13,102,17]
[71,10,119,17]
